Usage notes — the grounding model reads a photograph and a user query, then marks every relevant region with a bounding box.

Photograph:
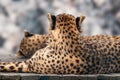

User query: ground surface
[0,54,27,62]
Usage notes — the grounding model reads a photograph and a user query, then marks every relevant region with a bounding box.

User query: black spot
[59,66,62,69]
[69,32,71,35]
[66,59,68,62]
[41,67,43,70]
[48,61,50,63]
[70,44,73,48]
[67,50,70,53]
[47,55,49,58]
[74,49,77,52]
[68,69,71,72]
[73,66,76,69]
[65,30,68,33]
[58,71,62,74]
[59,48,62,50]
[106,45,109,48]
[76,59,79,63]
[0,66,4,69]
[58,52,61,54]
[70,50,73,53]
[52,60,55,62]
[62,61,64,64]
[12,70,16,72]
[64,24,67,26]
[58,56,60,58]
[86,67,91,72]
[71,71,75,74]
[52,47,55,49]
[80,64,83,67]
[76,68,80,73]
[71,41,74,44]
[3,69,7,72]
[64,54,66,57]
[67,23,70,25]
[83,65,87,69]
[57,60,60,63]
[53,64,55,66]
[70,63,74,67]
[31,58,34,60]
[42,58,44,60]
[16,64,18,66]
[104,48,107,52]
[62,57,64,59]
[9,66,14,70]
[71,31,74,33]
[60,24,63,26]
[66,65,69,68]
[18,68,22,72]
[2,63,6,65]
[46,65,49,67]
[29,61,32,64]
[111,48,114,51]
[61,46,63,49]
[69,55,73,58]
[50,39,52,42]
[96,61,100,65]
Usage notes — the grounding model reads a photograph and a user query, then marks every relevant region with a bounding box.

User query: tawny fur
[0,13,120,74]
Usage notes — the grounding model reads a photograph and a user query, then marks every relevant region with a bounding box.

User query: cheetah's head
[16,30,48,58]
[47,13,85,40]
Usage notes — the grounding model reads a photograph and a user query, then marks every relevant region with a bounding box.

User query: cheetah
[16,15,85,58]
[16,31,50,58]
[16,18,120,59]
[0,13,120,74]
[17,32,120,59]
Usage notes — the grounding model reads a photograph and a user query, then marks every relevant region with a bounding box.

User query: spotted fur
[17,22,120,58]
[0,13,120,74]
[16,32,50,58]
[16,15,85,58]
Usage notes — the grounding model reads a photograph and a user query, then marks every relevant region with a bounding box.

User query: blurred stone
[0,0,119,54]
[0,36,5,47]
[92,0,106,8]
[116,11,120,23]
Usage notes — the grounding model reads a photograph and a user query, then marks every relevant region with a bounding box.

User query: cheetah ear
[47,13,56,30]
[76,15,85,33]
[24,30,33,37]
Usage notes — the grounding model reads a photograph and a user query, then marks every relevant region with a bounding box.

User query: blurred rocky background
[0,0,119,54]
